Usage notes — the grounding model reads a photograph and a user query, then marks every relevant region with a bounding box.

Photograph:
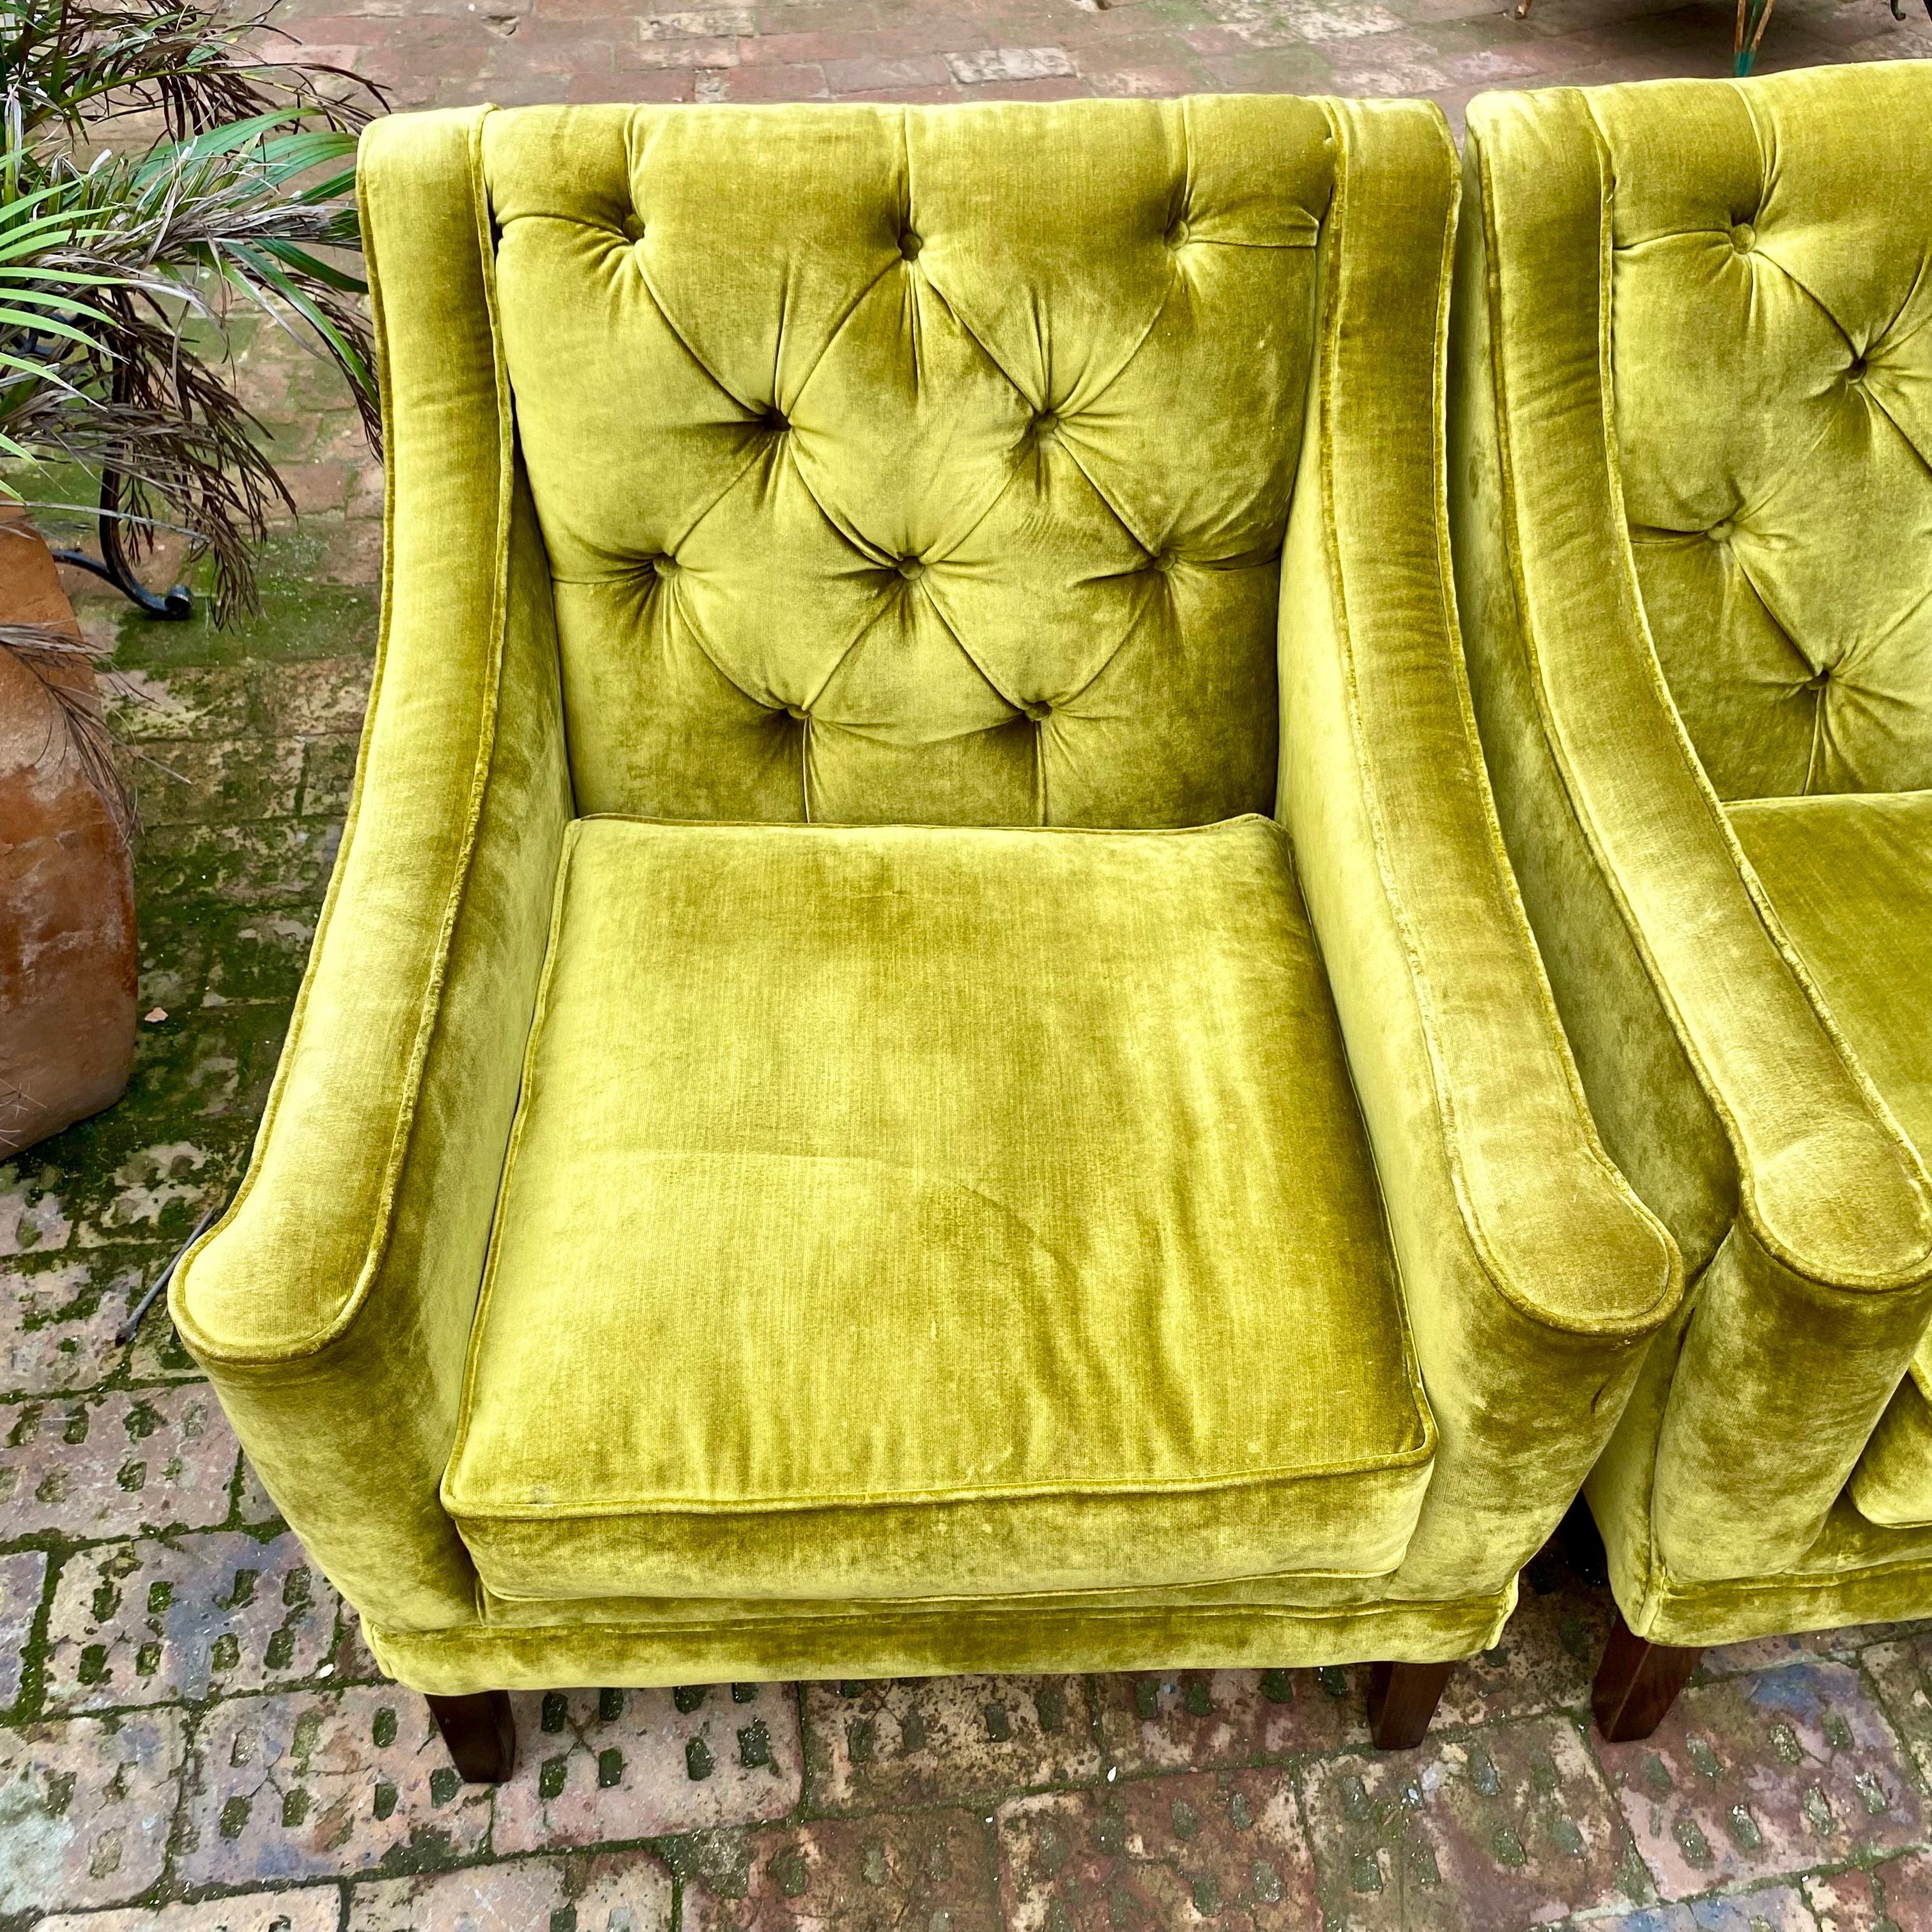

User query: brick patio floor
[6,3,1932,1928]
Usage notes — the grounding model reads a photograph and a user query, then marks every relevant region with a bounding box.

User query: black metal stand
[51,466,192,620]
[116,1199,226,1347]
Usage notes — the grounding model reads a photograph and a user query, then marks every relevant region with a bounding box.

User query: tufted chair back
[480,99,1335,828]
[1590,66,1932,802]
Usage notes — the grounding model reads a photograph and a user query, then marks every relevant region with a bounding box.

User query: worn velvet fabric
[1452,64,1932,1648]
[174,94,1679,1696]
[1730,793,1932,1163]
[484,99,1319,830]
[1731,791,1932,1531]
[448,816,1433,1603]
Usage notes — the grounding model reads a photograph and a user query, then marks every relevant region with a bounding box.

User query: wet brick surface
[0,1710,185,1917]
[0,1549,45,1712]
[43,1531,342,1714]
[999,1767,1322,1929]
[680,1807,1002,1931]
[805,1673,1098,1811]
[0,1384,238,1543]
[1096,1665,1370,1774]
[1298,1712,1644,1929]
[37,1896,341,1932]
[344,1853,675,1929]
[177,1687,494,1886]
[1596,1660,1926,1900]
[492,1683,802,1851]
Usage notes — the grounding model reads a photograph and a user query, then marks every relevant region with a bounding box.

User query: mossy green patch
[107,530,378,670]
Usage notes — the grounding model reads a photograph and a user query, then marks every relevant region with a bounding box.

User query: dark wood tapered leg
[1593,1614,1701,1743]
[427,1690,516,1782]
[1367,1659,1457,1750]
[1557,1494,1609,1588]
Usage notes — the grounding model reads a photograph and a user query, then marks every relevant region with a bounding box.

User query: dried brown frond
[0,618,139,838]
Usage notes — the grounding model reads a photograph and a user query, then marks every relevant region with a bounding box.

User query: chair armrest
[1452,88,1932,1582]
[1279,97,1682,1606]
[171,107,572,1632]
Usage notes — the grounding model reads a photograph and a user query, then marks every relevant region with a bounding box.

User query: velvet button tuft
[1729,222,1755,253]
[897,556,926,579]
[1023,700,1052,722]
[652,554,678,578]
[1034,413,1059,445]
[1707,520,1733,544]
[1846,356,1867,383]
[899,231,922,261]
[783,703,808,720]
[1165,218,1190,250]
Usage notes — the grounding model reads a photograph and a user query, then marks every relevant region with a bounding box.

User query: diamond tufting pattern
[482,98,1333,827]
[1593,72,1932,801]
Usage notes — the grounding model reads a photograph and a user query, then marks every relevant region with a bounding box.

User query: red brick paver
[275,0,1932,132]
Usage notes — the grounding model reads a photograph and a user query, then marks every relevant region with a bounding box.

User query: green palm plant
[0,0,382,622]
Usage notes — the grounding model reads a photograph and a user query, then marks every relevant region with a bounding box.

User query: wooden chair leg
[427,1690,516,1782]
[1593,1613,1701,1743]
[1367,1659,1457,1750]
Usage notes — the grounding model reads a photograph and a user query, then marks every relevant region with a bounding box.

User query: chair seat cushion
[442,814,1433,1604]
[1729,792,1932,1529]
[1728,791,1932,1162]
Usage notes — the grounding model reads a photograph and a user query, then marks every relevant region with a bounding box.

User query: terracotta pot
[0,509,136,1155]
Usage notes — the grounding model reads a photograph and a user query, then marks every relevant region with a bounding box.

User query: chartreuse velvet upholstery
[1451,63,1932,1650]
[172,94,1680,1699]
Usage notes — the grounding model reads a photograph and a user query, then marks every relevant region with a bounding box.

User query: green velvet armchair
[173,94,1680,1781]
[1451,63,1932,1741]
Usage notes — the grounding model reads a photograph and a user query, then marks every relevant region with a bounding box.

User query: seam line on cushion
[909,426,1152,700]
[905,565,1031,716]
[535,433,773,585]
[472,1562,1409,1613]
[1052,409,1158,558]
[910,241,1170,541]
[372,1588,1515,1653]
[1802,653,1825,797]
[770,250,909,425]
[442,816,584,1502]
[652,427,774,572]
[1702,216,1932,491]
[447,1438,1435,1519]
[628,243,761,424]
[1048,564,1176,717]
[569,811,1281,839]
[1863,384,1932,494]
[794,558,916,713]
[1656,1545,1932,1609]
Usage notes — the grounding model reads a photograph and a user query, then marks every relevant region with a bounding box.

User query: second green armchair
[1453,61,1932,1739]
[171,92,1680,1779]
